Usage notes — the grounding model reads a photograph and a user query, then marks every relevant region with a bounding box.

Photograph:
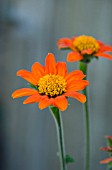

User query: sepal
[29,83,38,90]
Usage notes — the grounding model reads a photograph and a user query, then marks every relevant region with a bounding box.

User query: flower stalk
[79,61,90,170]
[50,106,67,170]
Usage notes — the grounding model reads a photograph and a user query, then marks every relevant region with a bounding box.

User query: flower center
[73,35,99,54]
[38,74,67,97]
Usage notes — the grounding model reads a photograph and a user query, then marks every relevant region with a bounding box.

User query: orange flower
[12,53,89,111]
[105,136,112,140]
[100,157,112,164]
[57,35,112,62]
[100,136,112,165]
[100,147,112,152]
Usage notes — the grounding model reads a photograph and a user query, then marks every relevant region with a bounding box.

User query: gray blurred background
[0,0,112,170]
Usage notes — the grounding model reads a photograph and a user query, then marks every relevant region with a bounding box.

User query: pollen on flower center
[73,35,99,53]
[38,74,67,97]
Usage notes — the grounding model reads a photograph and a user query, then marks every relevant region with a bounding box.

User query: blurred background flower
[57,35,112,62]
[0,0,112,170]
[100,136,112,169]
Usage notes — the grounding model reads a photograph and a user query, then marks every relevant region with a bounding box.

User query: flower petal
[66,80,89,92]
[23,94,41,104]
[65,91,86,103]
[56,62,68,77]
[12,88,38,98]
[100,157,112,164]
[17,70,38,85]
[103,45,112,52]
[95,52,112,60]
[67,52,83,62]
[100,147,112,151]
[57,38,74,49]
[98,40,112,52]
[38,96,54,110]
[54,96,68,111]
[65,70,86,83]
[81,49,93,55]
[45,53,57,74]
[31,62,45,81]
[105,136,112,140]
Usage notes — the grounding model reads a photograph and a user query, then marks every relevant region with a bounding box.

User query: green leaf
[65,154,75,164]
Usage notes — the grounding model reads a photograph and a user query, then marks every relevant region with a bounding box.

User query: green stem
[79,61,90,170]
[49,106,67,170]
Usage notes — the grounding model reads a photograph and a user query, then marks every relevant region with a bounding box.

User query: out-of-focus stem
[79,61,90,170]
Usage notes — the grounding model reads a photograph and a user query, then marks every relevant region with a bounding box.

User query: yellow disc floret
[73,35,99,54]
[38,74,67,97]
